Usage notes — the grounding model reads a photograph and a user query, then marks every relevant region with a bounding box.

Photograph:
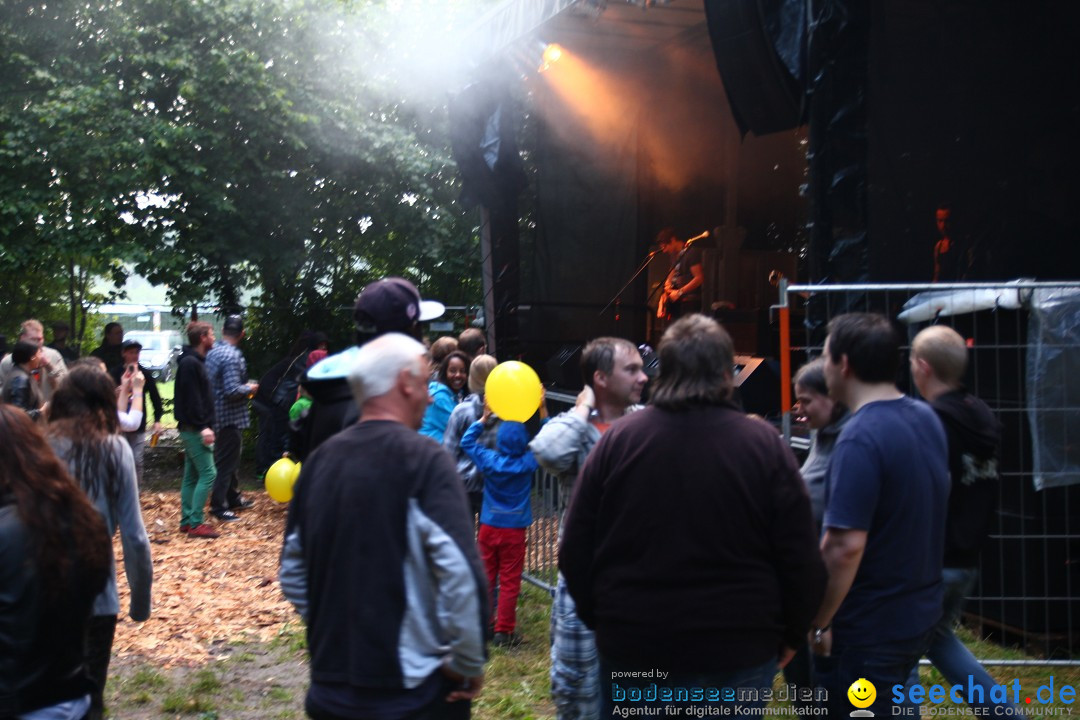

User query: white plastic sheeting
[1027,286,1080,491]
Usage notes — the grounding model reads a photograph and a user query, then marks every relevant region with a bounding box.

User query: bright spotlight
[540,43,563,72]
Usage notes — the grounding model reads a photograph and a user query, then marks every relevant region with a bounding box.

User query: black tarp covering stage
[451,0,1080,362]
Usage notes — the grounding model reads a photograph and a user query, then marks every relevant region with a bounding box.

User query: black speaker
[732,355,782,418]
[546,344,583,391]
[704,0,805,136]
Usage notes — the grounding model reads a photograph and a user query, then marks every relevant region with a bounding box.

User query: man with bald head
[281,333,487,720]
[909,324,1011,713]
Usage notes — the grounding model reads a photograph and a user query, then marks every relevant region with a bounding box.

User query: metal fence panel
[522,390,576,594]
[520,287,1078,664]
[779,281,1080,664]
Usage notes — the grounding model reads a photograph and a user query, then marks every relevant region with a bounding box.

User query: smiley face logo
[847,678,876,709]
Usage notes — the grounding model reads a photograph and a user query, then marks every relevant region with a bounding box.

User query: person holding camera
[110,338,164,486]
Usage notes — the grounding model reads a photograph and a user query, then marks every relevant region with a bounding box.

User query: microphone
[686,230,710,244]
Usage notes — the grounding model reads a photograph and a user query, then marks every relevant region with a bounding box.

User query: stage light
[540,43,563,72]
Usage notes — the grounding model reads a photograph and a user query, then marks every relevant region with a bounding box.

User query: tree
[1,0,492,361]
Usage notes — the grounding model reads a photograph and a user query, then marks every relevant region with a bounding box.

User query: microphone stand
[598,248,662,320]
[597,234,705,330]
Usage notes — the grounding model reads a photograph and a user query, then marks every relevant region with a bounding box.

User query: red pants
[477,524,526,634]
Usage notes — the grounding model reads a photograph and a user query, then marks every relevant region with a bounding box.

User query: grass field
[154,379,176,427]
[102,445,1075,718]
[105,568,1076,719]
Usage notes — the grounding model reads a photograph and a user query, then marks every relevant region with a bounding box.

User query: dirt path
[105,444,555,719]
[106,448,309,718]
[113,489,294,665]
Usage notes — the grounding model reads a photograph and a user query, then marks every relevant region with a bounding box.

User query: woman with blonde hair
[442,353,500,517]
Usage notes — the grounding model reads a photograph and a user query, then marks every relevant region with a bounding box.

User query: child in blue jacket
[461,407,537,647]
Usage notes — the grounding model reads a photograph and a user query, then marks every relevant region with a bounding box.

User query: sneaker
[228,497,255,511]
[492,632,523,648]
[179,524,191,534]
[211,509,241,522]
[186,523,220,538]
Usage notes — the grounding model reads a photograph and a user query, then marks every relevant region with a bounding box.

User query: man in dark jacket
[1,341,46,420]
[173,321,219,539]
[0,318,68,400]
[559,315,825,715]
[90,322,124,373]
[290,277,443,460]
[911,324,1014,712]
[280,332,487,719]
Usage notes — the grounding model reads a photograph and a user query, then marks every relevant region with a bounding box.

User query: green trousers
[180,430,217,527]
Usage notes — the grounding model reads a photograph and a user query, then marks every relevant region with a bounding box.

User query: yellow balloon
[266,457,298,503]
[485,361,542,422]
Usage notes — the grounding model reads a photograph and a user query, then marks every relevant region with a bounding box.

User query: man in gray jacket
[280,333,487,719]
[528,337,646,720]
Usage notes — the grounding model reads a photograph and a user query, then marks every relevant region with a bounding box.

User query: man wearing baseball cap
[289,276,444,460]
[109,337,165,485]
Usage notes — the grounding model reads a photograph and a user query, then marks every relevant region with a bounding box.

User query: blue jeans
[908,567,1022,713]
[600,654,777,717]
[19,695,90,720]
[815,631,928,717]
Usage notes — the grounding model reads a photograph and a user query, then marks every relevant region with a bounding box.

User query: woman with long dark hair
[0,405,112,718]
[48,366,154,720]
[419,350,470,441]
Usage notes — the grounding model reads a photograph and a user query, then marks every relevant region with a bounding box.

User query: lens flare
[540,43,563,71]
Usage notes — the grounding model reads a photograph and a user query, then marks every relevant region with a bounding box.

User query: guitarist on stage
[656,227,705,320]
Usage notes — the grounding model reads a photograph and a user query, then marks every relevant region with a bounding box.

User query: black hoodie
[932,388,1001,567]
[288,345,363,461]
[173,345,215,431]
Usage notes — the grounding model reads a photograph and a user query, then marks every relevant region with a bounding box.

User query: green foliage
[1,0,488,352]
